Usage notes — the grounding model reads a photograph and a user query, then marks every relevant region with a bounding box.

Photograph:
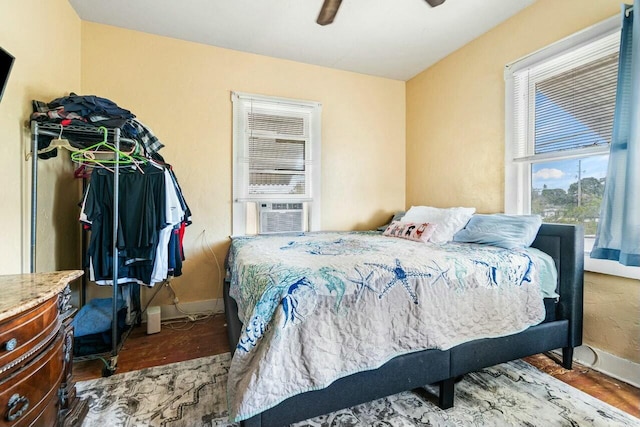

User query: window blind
[248,137,305,172]
[237,100,313,198]
[534,52,618,153]
[248,112,305,136]
[511,31,620,160]
[248,136,306,195]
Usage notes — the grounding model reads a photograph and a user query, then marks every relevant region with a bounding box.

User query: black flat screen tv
[0,47,15,103]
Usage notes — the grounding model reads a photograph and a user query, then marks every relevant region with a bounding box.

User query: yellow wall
[2,0,636,366]
[584,273,639,362]
[80,22,406,306]
[406,0,640,362]
[0,0,82,275]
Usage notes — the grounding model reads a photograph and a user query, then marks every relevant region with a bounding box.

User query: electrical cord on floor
[574,345,600,372]
[153,229,225,326]
[543,345,600,373]
[164,279,221,323]
[162,317,208,331]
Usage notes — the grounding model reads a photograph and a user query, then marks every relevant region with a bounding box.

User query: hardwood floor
[73,315,640,419]
[73,314,229,382]
[524,353,640,419]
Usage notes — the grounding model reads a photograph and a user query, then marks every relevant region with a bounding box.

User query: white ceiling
[68,0,536,81]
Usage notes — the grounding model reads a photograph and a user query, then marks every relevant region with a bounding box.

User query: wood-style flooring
[73,315,640,419]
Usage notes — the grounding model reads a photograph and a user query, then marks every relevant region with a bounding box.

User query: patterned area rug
[76,353,638,426]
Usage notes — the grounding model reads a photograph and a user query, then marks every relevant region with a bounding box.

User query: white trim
[553,346,640,389]
[235,197,313,202]
[513,145,611,163]
[309,105,322,232]
[504,72,519,214]
[232,94,244,236]
[583,238,639,278]
[504,71,530,214]
[584,256,640,279]
[232,91,321,109]
[231,91,322,235]
[141,298,223,322]
[505,14,620,74]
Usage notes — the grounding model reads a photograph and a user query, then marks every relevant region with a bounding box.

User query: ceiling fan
[317,0,446,26]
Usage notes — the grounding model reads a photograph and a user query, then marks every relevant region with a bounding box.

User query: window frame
[504,15,639,280]
[232,91,322,236]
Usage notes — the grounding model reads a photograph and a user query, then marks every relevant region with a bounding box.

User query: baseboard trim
[554,346,640,388]
[143,298,224,322]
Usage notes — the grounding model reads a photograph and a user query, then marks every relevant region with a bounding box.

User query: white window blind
[232,92,322,235]
[510,31,620,162]
[234,98,318,200]
[247,109,308,196]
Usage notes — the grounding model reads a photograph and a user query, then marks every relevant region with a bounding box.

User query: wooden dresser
[0,271,88,426]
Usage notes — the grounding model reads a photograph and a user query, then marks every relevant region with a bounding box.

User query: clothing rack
[30,121,136,376]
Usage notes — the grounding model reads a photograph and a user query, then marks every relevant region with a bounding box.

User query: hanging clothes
[149,168,185,285]
[80,162,190,287]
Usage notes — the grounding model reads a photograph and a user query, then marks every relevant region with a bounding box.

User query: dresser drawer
[0,333,64,426]
[25,392,59,427]
[0,297,60,375]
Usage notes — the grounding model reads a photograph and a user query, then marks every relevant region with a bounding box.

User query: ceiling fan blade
[317,0,342,26]
[425,0,446,6]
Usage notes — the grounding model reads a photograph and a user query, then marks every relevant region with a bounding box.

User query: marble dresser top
[0,270,83,322]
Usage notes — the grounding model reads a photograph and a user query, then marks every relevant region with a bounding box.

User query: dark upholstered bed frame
[223,223,584,427]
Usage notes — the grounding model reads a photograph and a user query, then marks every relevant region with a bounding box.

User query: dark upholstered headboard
[530,223,584,348]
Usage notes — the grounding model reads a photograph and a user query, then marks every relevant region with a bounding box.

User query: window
[232,92,321,235]
[505,16,638,278]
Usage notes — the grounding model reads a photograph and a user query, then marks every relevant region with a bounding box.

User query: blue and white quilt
[226,231,549,421]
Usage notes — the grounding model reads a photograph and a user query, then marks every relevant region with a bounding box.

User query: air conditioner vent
[259,202,305,234]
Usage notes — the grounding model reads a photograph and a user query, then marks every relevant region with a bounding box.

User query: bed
[223,222,584,427]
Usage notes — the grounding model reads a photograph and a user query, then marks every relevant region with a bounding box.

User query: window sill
[584,255,640,279]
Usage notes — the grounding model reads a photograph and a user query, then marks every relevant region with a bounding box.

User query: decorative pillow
[402,206,475,243]
[383,221,437,243]
[453,214,542,249]
[377,211,406,231]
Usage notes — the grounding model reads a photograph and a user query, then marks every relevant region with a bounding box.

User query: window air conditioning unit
[258,202,305,234]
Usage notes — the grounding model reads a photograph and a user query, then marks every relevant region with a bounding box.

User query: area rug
[76,353,638,426]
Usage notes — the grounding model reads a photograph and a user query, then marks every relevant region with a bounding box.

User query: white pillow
[402,206,476,243]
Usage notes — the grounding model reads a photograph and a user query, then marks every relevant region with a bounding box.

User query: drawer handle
[4,338,17,352]
[6,394,29,422]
